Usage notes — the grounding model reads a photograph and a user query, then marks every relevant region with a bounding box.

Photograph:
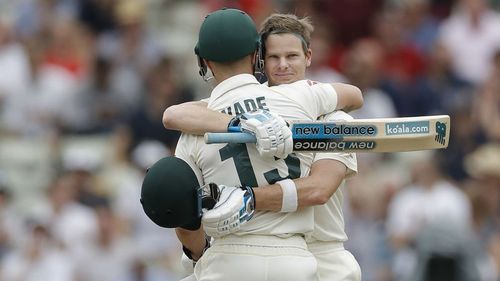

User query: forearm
[175,227,207,261]
[253,159,347,212]
[163,101,232,135]
[332,83,363,112]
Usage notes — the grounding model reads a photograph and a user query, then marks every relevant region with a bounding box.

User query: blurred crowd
[0,0,499,280]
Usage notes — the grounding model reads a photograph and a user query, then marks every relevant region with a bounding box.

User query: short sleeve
[271,80,338,118]
[306,80,338,116]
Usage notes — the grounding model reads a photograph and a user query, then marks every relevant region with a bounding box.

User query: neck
[215,69,253,84]
[209,56,254,85]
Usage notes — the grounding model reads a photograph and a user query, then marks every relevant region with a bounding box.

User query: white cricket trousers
[194,234,318,281]
[308,241,361,281]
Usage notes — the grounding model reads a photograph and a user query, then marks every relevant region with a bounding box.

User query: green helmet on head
[195,8,260,62]
[140,156,202,230]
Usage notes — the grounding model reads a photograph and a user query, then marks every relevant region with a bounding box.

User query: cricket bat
[204,115,450,153]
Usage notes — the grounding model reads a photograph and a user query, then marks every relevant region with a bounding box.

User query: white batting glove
[229,109,293,158]
[202,185,255,238]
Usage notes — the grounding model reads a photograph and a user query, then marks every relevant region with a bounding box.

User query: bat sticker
[435,121,447,145]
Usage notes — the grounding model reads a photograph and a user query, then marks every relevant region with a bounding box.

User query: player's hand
[228,109,293,158]
[201,185,255,238]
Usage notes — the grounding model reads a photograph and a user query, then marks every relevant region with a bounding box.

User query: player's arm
[295,81,363,118]
[175,227,208,261]
[201,159,351,238]
[252,159,347,211]
[162,101,232,135]
[331,83,363,112]
[200,111,357,237]
[164,102,293,158]
[255,112,356,211]
[163,83,362,135]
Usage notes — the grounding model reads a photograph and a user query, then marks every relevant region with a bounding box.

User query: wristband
[277,179,298,212]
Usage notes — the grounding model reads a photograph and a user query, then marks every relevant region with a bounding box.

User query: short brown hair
[260,14,314,54]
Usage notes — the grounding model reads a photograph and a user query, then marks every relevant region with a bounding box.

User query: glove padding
[229,109,293,159]
[202,185,255,238]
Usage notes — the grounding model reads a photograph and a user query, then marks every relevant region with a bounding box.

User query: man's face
[264,33,311,86]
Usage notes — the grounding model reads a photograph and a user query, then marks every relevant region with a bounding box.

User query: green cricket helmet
[140,156,202,230]
[195,8,260,62]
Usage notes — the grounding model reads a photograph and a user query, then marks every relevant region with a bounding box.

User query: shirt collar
[209,74,261,104]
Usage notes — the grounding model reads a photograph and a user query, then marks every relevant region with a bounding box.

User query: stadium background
[0,0,498,280]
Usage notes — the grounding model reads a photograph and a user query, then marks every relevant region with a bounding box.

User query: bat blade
[204,115,450,153]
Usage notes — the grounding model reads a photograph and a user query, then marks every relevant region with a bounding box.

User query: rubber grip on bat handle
[204,132,257,144]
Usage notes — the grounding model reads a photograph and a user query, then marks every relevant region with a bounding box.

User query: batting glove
[201,185,255,238]
[228,109,293,159]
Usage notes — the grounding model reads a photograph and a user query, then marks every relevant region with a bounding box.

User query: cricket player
[173,8,362,281]
[164,13,362,281]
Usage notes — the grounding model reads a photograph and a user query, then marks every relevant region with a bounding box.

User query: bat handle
[204,132,257,144]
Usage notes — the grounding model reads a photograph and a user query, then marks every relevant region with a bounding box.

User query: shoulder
[270,79,321,89]
[274,80,335,96]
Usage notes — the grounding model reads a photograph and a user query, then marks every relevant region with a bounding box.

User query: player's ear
[250,51,257,65]
[306,48,312,67]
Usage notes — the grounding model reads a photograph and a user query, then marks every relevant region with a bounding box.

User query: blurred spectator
[344,154,409,281]
[201,0,274,23]
[463,144,500,280]
[373,6,424,116]
[12,0,79,41]
[109,140,181,280]
[41,17,91,80]
[386,151,476,280]
[96,0,163,116]
[36,174,99,260]
[440,93,487,182]
[437,0,500,85]
[473,49,500,141]
[373,7,426,83]
[113,141,172,245]
[431,0,458,18]
[60,144,108,208]
[341,38,398,119]
[0,186,10,258]
[75,202,137,281]
[121,57,194,154]
[111,140,175,260]
[0,181,24,260]
[29,17,94,134]
[410,42,473,116]
[0,222,76,281]
[412,220,483,281]
[77,56,124,133]
[398,0,440,55]
[371,7,427,116]
[0,19,32,134]
[309,0,385,46]
[78,0,117,36]
[306,24,347,83]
